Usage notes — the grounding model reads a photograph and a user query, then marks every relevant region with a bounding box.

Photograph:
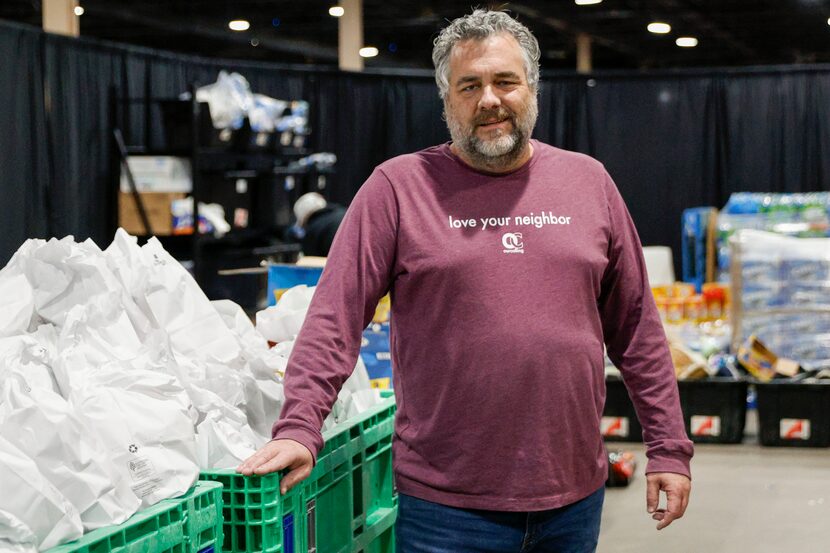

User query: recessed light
[251,38,260,47]
[228,20,250,32]
[329,6,345,17]
[359,46,379,58]
[647,22,672,34]
[575,0,603,5]
[74,6,84,16]
[676,37,698,47]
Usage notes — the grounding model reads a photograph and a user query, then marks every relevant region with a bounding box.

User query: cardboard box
[118,192,186,236]
[737,335,801,382]
[119,156,192,193]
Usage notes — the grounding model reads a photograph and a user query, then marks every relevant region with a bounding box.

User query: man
[239,9,693,552]
[291,192,347,257]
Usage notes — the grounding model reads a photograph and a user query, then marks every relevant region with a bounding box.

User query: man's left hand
[646,472,691,530]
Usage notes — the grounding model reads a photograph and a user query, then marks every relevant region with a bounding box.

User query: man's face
[444,33,538,169]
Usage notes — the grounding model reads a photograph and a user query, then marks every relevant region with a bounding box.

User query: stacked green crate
[181,481,224,553]
[201,392,397,553]
[198,471,304,553]
[44,481,222,553]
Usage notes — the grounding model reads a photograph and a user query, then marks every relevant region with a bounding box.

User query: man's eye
[461,85,478,92]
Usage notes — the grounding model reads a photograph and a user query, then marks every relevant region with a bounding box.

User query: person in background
[240,9,692,552]
[291,192,346,257]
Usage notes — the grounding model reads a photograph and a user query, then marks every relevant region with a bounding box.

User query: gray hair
[432,9,541,100]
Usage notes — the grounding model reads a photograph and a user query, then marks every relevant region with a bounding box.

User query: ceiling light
[329,6,345,17]
[676,37,698,47]
[647,22,671,34]
[827,17,830,26]
[74,6,84,16]
[359,46,378,58]
[228,20,250,32]
[575,0,603,5]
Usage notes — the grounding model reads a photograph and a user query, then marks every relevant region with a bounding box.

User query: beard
[445,94,538,171]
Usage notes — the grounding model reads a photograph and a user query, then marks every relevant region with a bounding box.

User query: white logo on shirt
[502,232,524,254]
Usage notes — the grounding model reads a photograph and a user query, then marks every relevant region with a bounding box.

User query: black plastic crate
[602,376,643,442]
[678,378,747,444]
[756,380,830,447]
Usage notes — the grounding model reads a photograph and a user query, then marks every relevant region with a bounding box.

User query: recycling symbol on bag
[128,444,138,453]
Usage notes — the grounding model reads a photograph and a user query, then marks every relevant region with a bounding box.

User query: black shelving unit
[110,84,332,309]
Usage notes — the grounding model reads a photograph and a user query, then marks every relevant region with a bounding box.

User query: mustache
[473,108,514,126]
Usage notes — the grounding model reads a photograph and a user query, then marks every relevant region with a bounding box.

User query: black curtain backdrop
[2,19,830,272]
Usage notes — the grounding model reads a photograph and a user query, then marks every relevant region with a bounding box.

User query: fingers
[646,476,660,514]
[237,447,278,476]
[656,486,684,530]
[280,465,312,495]
[656,510,677,530]
[237,441,288,476]
[252,451,293,476]
[645,473,691,531]
[236,439,315,498]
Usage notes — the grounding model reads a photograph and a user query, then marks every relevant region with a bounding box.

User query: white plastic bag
[50,295,148,397]
[0,435,83,550]
[249,94,288,133]
[71,368,199,507]
[212,300,285,437]
[255,285,317,343]
[10,237,123,328]
[141,237,242,367]
[0,333,60,393]
[193,71,253,130]
[0,272,34,337]
[0,377,141,529]
[195,409,260,469]
[0,510,38,553]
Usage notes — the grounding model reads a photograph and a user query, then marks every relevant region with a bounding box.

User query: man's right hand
[236,439,314,495]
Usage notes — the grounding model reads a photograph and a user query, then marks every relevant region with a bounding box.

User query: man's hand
[646,472,691,530]
[237,439,314,494]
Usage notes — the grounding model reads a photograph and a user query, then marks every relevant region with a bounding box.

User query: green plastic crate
[180,481,224,553]
[44,495,188,553]
[199,471,305,553]
[201,391,397,553]
[353,504,397,553]
[45,482,223,553]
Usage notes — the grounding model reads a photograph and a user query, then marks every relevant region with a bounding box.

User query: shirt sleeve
[271,169,398,461]
[599,172,694,478]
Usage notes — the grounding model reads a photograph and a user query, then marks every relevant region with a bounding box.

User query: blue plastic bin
[266,264,324,306]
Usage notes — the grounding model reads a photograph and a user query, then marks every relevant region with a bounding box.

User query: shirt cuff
[644,455,692,480]
[271,425,321,466]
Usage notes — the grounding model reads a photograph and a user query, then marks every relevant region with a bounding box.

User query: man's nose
[478,84,501,110]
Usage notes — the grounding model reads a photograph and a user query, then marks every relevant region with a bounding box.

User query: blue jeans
[396,487,604,553]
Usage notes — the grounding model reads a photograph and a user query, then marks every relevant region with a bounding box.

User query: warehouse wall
[2,19,829,270]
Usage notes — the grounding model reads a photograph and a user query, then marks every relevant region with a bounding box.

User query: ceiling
[2,0,830,71]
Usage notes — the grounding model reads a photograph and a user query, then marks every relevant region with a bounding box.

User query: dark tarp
[2,19,829,273]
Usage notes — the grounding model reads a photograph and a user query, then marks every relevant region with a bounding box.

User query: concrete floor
[598,411,830,553]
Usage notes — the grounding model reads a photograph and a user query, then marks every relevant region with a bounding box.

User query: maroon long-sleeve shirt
[273,140,693,511]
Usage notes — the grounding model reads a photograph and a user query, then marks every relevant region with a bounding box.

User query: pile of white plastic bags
[0,229,379,550]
